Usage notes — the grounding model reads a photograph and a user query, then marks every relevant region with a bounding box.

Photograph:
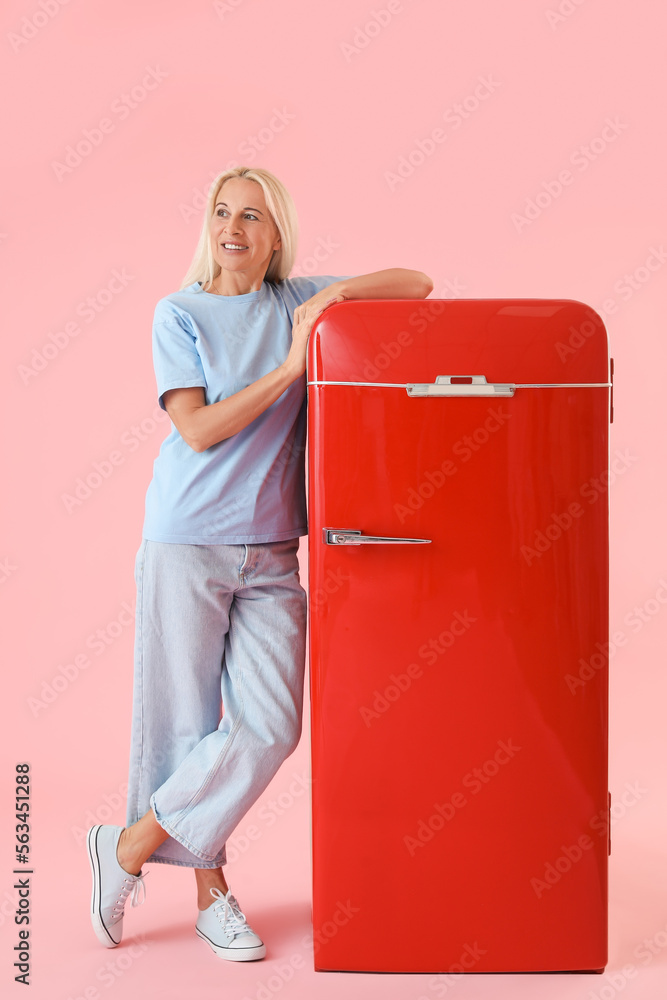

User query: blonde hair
[180,166,299,290]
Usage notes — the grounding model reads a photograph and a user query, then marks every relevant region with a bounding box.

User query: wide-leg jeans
[125,537,306,868]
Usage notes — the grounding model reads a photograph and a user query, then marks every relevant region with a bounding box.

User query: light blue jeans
[125,537,306,868]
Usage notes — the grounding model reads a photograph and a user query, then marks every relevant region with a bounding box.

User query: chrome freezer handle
[406,375,515,397]
[323,528,431,545]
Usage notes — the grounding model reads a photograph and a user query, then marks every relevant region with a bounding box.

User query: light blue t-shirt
[142,275,352,544]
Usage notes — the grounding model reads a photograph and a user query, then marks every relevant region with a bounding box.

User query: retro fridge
[306,298,611,973]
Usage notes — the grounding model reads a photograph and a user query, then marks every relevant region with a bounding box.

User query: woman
[86,165,433,962]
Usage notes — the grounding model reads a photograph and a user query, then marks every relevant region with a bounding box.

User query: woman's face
[210,177,281,280]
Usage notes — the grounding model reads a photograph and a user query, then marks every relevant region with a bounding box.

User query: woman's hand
[283,287,348,378]
[163,290,347,451]
[298,284,349,317]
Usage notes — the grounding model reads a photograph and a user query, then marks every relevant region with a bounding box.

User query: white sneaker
[196,887,266,961]
[86,825,147,948]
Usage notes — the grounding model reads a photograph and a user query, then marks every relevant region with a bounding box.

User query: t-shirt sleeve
[152,302,207,411]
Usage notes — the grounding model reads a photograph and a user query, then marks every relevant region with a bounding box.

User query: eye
[215,209,259,220]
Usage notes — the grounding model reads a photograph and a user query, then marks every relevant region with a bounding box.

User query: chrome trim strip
[307,380,407,388]
[513,382,612,388]
[307,380,612,388]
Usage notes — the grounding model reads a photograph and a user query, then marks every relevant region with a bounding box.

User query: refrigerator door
[307,299,610,973]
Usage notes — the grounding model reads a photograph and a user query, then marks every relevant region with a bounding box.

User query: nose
[223,214,244,234]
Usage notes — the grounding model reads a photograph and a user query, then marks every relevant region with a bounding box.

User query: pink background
[1,0,665,997]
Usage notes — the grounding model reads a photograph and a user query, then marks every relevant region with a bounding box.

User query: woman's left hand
[293,285,348,329]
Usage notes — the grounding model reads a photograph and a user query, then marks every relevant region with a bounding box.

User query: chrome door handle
[323,528,431,545]
[406,375,515,397]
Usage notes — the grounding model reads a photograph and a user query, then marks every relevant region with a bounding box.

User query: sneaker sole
[86,825,121,948]
[195,926,266,961]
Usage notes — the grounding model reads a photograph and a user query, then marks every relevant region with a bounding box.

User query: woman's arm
[164,367,295,454]
[291,269,433,321]
[164,268,433,453]
[294,269,433,318]
[163,300,321,453]
[336,268,433,301]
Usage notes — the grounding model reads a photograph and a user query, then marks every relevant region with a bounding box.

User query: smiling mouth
[222,243,249,251]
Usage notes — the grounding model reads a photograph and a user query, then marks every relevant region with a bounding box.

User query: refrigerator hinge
[609,358,614,423]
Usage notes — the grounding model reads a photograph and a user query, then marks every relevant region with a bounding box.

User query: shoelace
[209,887,252,939]
[111,871,148,917]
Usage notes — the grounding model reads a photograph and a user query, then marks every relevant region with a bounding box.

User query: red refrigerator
[306,298,611,974]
